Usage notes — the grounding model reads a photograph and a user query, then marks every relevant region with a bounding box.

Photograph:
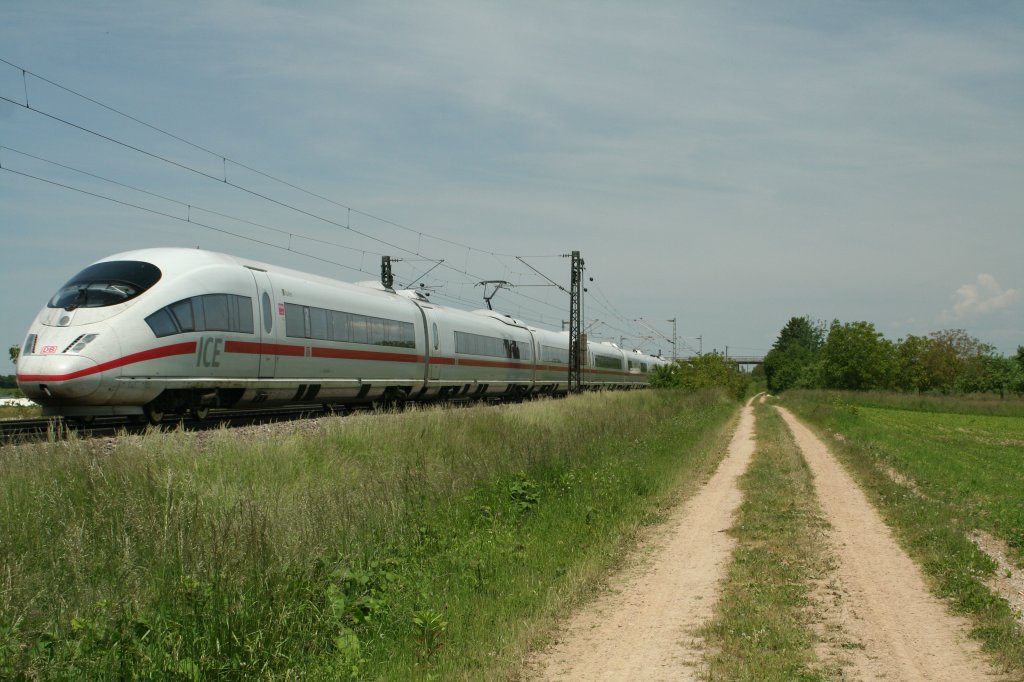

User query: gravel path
[777,406,1003,681]
[527,399,757,681]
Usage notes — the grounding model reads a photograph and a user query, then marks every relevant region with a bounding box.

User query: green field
[784,390,1024,672]
[0,389,738,680]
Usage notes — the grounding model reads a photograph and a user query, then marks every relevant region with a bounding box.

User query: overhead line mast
[569,250,584,393]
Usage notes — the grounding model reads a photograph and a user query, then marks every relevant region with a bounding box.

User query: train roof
[96,247,403,301]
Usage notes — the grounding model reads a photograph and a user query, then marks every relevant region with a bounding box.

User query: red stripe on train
[452,358,534,370]
[312,347,424,363]
[16,342,197,383]
[224,340,304,356]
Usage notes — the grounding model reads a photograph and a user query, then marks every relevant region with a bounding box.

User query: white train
[16,248,668,421]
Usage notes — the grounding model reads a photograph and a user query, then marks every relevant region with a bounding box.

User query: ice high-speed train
[16,248,668,422]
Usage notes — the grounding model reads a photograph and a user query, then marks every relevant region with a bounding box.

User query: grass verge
[0,405,40,421]
[701,399,835,681]
[783,389,1024,676]
[0,389,737,680]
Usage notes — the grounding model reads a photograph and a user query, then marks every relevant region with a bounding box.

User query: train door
[429,321,441,380]
[248,269,278,379]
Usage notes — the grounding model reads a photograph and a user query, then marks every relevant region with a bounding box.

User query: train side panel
[238,272,427,406]
[419,307,537,400]
[18,247,664,419]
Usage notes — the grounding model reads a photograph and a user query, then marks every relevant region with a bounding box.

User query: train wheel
[144,405,164,425]
[191,407,210,421]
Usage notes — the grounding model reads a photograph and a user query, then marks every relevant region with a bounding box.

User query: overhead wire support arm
[634,317,677,360]
[401,259,445,289]
[515,256,570,295]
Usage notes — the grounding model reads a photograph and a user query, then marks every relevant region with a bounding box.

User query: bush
[651,354,748,401]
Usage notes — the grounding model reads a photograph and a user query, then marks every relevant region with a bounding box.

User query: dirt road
[527,401,1004,681]
[527,400,756,681]
[777,407,1001,681]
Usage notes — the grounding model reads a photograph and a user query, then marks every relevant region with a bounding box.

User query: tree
[893,335,928,392]
[650,354,748,400]
[678,353,748,400]
[820,320,895,390]
[8,345,18,365]
[968,355,1021,398]
[919,329,985,393]
[763,316,825,392]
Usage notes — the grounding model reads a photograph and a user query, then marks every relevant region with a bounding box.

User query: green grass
[701,400,836,681]
[789,389,1024,418]
[0,389,738,680]
[783,390,1024,675]
[0,405,40,420]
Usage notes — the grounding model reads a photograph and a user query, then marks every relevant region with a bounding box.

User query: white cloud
[944,274,1020,320]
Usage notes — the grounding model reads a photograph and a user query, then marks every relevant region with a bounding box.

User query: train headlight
[62,334,99,354]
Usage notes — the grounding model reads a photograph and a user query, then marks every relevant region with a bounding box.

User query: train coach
[16,248,668,422]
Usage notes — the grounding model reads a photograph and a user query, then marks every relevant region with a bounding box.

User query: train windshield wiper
[65,288,88,311]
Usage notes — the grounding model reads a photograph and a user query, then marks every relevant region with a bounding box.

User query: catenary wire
[0,59,672,336]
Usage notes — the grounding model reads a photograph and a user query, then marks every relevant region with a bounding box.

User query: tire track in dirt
[777,407,1004,681]
[526,399,757,681]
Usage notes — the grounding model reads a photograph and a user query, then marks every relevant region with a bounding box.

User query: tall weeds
[0,389,737,680]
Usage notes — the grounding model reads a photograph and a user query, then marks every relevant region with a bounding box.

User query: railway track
[0,406,332,444]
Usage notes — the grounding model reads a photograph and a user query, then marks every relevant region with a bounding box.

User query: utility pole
[568,251,584,393]
[667,318,677,361]
[380,256,394,289]
[697,336,702,355]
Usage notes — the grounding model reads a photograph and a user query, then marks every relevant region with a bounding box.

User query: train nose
[17,354,103,402]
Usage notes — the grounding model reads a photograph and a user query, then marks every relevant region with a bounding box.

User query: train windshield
[48,260,162,310]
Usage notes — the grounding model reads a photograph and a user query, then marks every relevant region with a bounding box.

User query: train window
[379,319,415,348]
[330,311,349,342]
[191,296,207,331]
[541,345,569,364]
[170,299,195,333]
[280,303,414,348]
[145,294,255,338]
[261,293,272,334]
[368,318,385,345]
[203,294,231,331]
[349,316,368,344]
[239,297,255,334]
[455,331,529,360]
[145,309,178,338]
[432,323,439,350]
[594,355,623,370]
[385,320,401,346]
[284,303,305,337]
[48,260,161,310]
[309,307,329,340]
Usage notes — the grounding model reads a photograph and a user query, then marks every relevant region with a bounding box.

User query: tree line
[764,316,1024,396]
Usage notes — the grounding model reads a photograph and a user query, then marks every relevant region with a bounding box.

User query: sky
[2,1,1022,364]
